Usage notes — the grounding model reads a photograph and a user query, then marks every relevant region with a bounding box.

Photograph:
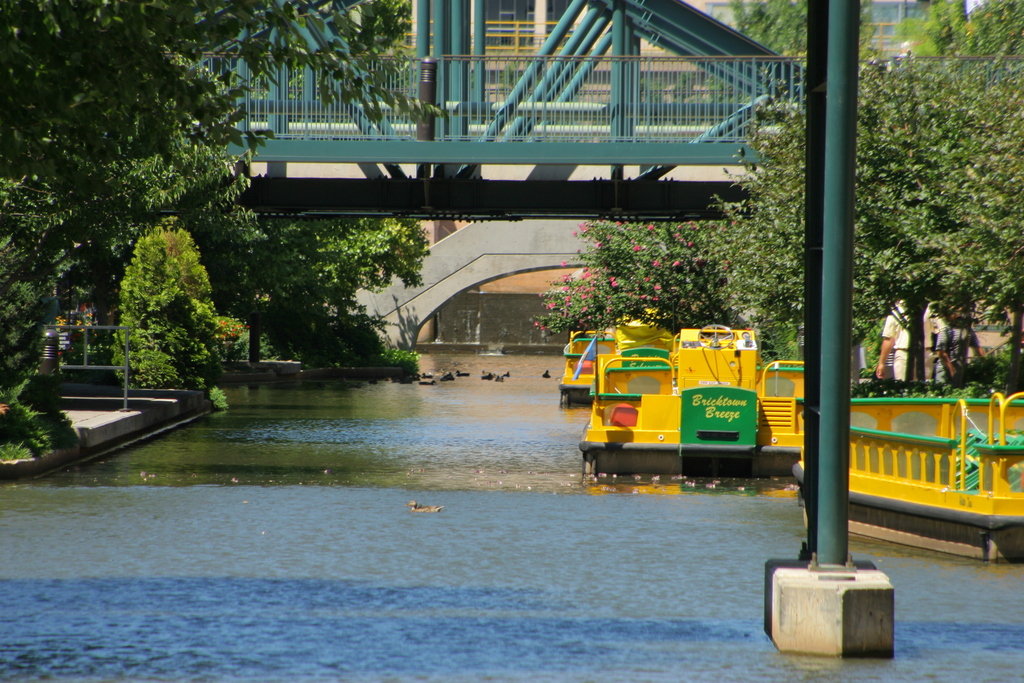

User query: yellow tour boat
[576,324,1024,560]
[579,325,805,477]
[558,331,616,406]
[795,392,1024,562]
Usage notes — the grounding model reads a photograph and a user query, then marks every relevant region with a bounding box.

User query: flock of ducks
[415,369,522,385]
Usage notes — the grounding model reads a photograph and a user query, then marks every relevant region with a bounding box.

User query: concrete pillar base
[764,559,894,657]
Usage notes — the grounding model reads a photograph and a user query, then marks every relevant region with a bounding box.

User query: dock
[0,383,211,479]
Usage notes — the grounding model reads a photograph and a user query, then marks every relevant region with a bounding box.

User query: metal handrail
[45,324,132,411]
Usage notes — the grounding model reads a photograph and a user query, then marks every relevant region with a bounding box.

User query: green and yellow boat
[795,392,1024,562]
[558,331,616,407]
[579,325,805,477]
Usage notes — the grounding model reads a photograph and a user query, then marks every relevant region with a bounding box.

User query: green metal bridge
[231,0,802,219]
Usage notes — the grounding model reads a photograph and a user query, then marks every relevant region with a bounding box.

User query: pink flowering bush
[536,220,732,333]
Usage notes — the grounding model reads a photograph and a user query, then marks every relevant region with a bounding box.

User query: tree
[189,215,429,367]
[727,0,808,55]
[725,0,876,56]
[117,223,221,391]
[537,220,732,334]
[0,1,419,389]
[934,62,1024,390]
[718,58,1024,389]
[908,0,1024,56]
[0,1,417,181]
[910,0,969,55]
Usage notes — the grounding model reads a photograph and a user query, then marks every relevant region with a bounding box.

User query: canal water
[1,353,1023,681]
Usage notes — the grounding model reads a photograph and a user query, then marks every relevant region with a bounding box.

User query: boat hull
[558,383,592,406]
[582,441,799,477]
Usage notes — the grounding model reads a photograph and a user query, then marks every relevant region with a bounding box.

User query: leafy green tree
[961,0,1024,54]
[910,0,1024,55]
[0,230,56,389]
[933,63,1024,390]
[719,58,1024,389]
[726,0,875,56]
[727,0,808,55]
[0,0,418,181]
[191,215,428,367]
[117,223,221,391]
[909,0,968,55]
[537,220,732,334]
[0,0,420,392]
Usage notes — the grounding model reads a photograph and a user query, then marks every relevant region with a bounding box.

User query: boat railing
[758,360,805,398]
[594,355,674,400]
[986,391,1024,445]
[561,332,616,384]
[846,397,1024,503]
[850,426,963,490]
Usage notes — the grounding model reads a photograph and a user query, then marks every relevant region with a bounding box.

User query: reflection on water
[1,353,1024,681]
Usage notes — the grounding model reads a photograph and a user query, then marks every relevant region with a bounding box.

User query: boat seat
[606,402,638,427]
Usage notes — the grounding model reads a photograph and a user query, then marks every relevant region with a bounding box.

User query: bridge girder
[239,176,746,221]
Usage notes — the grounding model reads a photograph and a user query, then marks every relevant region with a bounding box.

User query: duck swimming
[406,500,445,513]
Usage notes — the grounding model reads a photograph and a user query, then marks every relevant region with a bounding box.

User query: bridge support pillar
[765,560,894,657]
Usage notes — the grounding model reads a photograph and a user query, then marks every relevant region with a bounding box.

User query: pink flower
[653,284,662,291]
[652,260,661,267]
[672,260,681,266]
[633,245,643,251]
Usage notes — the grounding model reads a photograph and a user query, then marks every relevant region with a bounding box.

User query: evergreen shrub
[116,223,221,391]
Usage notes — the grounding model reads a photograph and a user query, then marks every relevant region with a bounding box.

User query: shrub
[116,223,221,391]
[208,386,229,411]
[371,348,420,375]
[0,378,76,458]
[0,442,33,462]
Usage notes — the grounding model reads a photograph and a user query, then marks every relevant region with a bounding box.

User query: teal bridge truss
[229,0,804,219]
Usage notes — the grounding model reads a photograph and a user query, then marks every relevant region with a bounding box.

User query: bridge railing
[206,54,803,147]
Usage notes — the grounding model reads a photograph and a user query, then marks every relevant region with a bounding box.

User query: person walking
[876,303,910,381]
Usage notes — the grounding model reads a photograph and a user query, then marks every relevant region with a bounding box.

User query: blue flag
[572,337,598,380]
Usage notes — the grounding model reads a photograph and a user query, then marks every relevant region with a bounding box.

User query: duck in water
[406,500,445,513]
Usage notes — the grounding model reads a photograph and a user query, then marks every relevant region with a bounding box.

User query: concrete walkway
[0,383,211,479]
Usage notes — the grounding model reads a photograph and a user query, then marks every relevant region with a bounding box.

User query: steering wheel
[698,324,735,349]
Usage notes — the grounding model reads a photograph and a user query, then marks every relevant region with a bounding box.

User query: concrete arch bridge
[357,220,584,349]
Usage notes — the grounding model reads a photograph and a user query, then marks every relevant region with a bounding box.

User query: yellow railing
[849,427,962,491]
[841,397,1024,514]
[594,355,673,399]
[561,332,615,387]
[758,360,804,398]
[987,391,1024,445]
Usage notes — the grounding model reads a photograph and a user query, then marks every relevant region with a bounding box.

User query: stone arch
[357,219,584,348]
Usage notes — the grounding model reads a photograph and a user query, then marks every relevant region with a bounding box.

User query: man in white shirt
[875,304,910,381]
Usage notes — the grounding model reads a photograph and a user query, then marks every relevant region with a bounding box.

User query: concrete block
[768,564,894,657]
